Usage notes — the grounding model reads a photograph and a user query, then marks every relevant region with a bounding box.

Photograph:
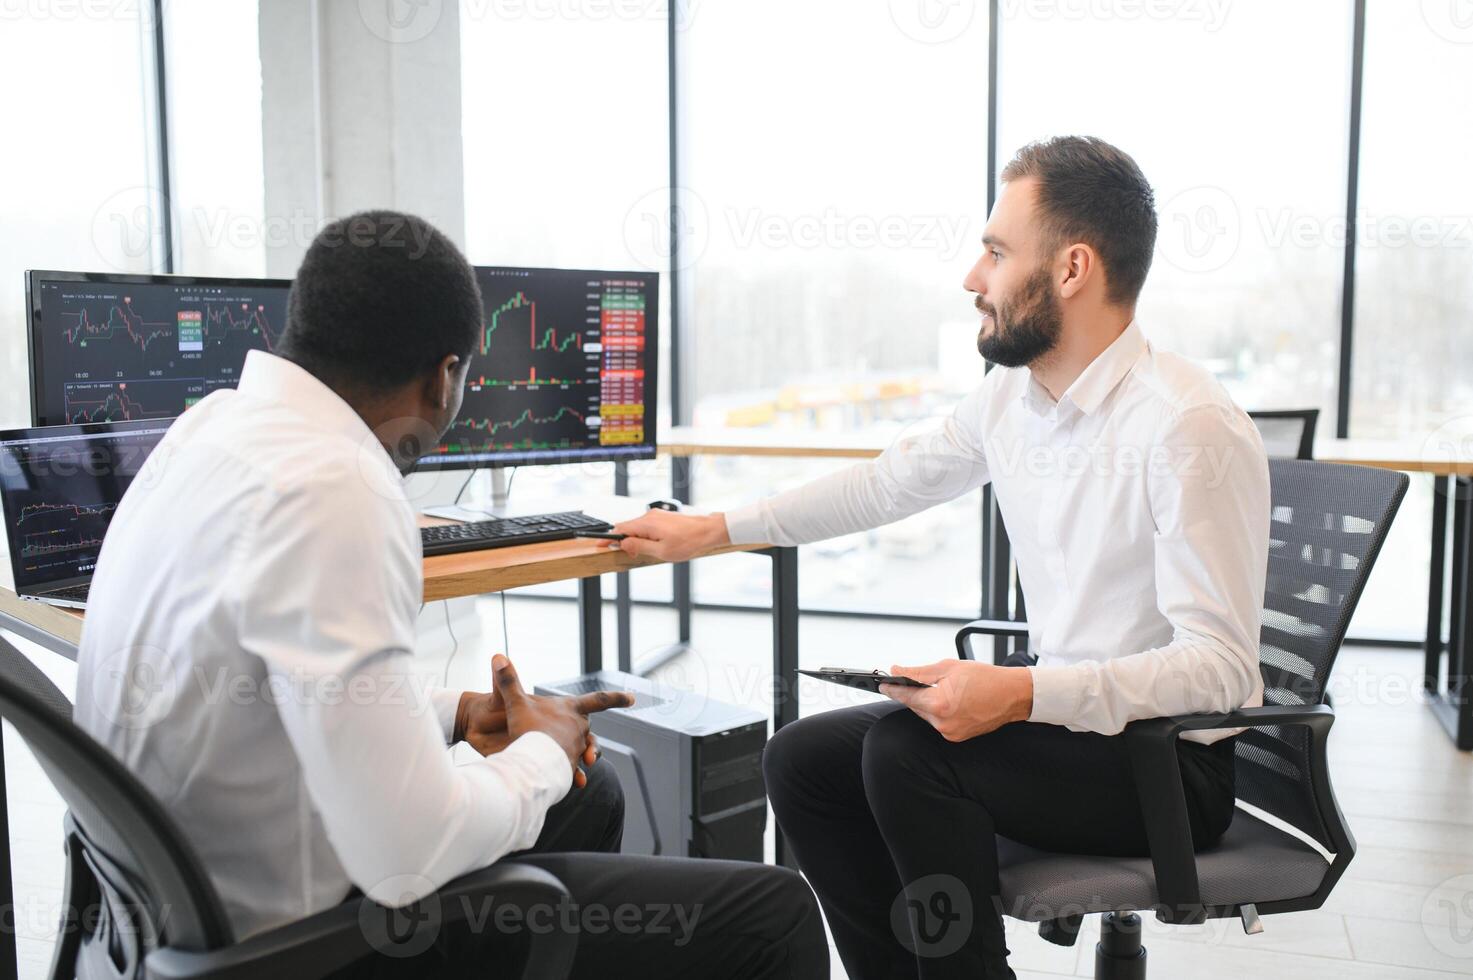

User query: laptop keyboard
[41,583,90,603]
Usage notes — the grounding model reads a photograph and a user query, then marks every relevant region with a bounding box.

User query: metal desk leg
[579,576,603,676]
[614,464,633,673]
[1453,480,1473,750]
[631,457,695,676]
[673,456,694,646]
[770,547,800,733]
[1427,476,1449,692]
[0,729,14,980]
[674,563,692,645]
[615,574,632,674]
[769,546,800,869]
[1433,478,1473,750]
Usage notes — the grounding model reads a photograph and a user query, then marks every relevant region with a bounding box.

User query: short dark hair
[281,210,483,390]
[1000,136,1157,307]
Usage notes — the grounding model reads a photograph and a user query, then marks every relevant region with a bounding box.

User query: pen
[575,531,628,541]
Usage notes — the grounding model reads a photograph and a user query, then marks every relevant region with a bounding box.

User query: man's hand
[611,510,730,563]
[458,655,634,788]
[455,687,512,757]
[879,660,1034,742]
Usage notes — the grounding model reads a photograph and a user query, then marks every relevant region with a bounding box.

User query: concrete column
[258,0,467,277]
[258,1,483,649]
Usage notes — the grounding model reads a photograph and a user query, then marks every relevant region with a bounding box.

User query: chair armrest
[1123,704,1339,925]
[145,861,576,980]
[954,619,1030,660]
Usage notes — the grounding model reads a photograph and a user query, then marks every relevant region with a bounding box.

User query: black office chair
[1248,409,1319,460]
[954,459,1408,979]
[0,638,576,980]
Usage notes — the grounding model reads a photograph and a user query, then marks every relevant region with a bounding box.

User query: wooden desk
[661,426,888,460]
[1315,438,1473,477]
[0,587,82,656]
[421,531,757,600]
[415,521,775,680]
[658,425,1473,750]
[0,530,806,945]
[0,533,773,673]
[662,426,1473,474]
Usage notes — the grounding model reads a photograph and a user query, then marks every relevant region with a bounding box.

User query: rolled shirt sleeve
[724,384,993,547]
[427,686,466,744]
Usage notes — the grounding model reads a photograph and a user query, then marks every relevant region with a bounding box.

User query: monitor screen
[416,266,659,470]
[27,270,292,427]
[0,419,170,590]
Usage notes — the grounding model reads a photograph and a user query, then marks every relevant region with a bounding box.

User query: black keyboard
[420,511,613,557]
[38,582,90,604]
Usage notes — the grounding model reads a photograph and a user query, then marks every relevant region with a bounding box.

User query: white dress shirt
[725,321,1270,744]
[75,350,571,940]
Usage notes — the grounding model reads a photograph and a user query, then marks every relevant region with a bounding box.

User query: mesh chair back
[0,636,232,976]
[0,636,73,721]
[1249,409,1319,460]
[1240,460,1407,850]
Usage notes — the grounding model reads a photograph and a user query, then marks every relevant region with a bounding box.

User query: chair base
[1094,912,1147,980]
[1039,914,1082,947]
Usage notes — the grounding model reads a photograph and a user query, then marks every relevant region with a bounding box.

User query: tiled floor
[4,592,1472,978]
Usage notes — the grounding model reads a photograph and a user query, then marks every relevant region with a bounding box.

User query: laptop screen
[0,420,170,593]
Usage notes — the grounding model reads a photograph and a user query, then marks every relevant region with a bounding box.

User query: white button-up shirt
[725,322,1270,743]
[75,351,570,940]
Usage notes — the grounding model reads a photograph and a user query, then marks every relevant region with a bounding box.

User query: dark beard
[976,267,1063,368]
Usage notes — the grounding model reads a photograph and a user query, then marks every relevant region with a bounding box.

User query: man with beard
[610,136,1270,979]
[76,211,827,978]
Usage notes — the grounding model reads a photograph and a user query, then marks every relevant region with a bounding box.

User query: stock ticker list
[439,268,650,458]
[33,279,289,425]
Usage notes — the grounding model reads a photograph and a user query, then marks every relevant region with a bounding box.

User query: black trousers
[762,699,1236,980]
[337,760,828,979]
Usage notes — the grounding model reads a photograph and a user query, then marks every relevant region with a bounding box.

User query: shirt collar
[235,350,385,452]
[1020,319,1148,419]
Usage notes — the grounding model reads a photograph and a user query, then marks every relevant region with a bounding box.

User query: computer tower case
[535,669,768,861]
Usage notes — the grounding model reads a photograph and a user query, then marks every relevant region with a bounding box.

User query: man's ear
[427,353,463,411]
[1058,243,1096,300]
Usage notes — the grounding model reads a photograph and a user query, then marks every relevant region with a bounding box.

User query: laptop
[0,419,171,609]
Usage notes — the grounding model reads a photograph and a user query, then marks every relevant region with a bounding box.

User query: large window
[163,0,269,277]
[4,4,1459,642]
[997,2,1351,430]
[459,0,672,598]
[460,3,668,275]
[995,3,1440,640]
[684,0,991,617]
[1352,0,1473,446]
[1343,0,1473,637]
[0,10,160,428]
